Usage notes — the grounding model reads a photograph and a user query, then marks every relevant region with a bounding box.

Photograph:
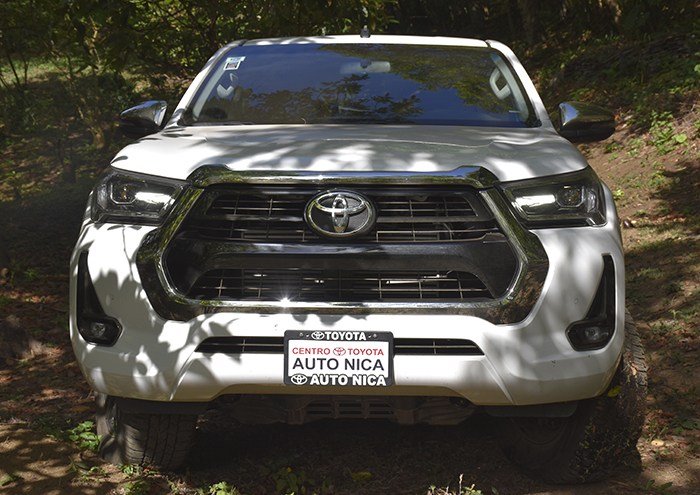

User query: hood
[111,124,589,184]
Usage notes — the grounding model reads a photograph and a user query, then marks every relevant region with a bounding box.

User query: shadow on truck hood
[111,124,589,183]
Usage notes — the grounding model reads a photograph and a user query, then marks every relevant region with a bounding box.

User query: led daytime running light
[91,168,186,224]
[501,168,606,227]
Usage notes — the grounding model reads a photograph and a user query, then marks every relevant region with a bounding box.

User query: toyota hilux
[70,34,647,483]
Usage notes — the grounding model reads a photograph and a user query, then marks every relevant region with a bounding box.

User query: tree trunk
[0,236,10,286]
[517,0,543,47]
[604,0,624,33]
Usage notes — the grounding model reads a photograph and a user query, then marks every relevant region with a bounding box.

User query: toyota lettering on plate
[284,331,393,387]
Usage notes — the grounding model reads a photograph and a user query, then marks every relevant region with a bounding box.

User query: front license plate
[284,331,393,387]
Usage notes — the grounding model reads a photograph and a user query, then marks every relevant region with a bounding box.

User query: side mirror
[119,101,168,139]
[556,102,615,143]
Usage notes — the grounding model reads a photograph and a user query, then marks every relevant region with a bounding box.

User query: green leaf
[350,471,372,482]
[607,385,622,397]
[0,474,21,486]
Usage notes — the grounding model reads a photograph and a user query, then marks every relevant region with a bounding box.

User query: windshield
[182,43,538,128]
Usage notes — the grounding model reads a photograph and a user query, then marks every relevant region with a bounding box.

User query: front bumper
[70,209,625,407]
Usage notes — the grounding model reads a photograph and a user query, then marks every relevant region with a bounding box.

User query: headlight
[499,167,606,227]
[91,168,187,224]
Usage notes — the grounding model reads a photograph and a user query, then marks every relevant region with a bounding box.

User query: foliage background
[1,0,698,150]
[2,1,700,493]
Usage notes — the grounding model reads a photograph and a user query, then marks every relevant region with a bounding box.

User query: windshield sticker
[223,56,246,70]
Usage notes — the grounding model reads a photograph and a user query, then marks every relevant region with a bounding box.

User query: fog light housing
[79,315,122,346]
[566,256,616,351]
[567,322,612,350]
[76,251,122,346]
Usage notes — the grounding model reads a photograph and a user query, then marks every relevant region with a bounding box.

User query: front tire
[95,393,198,471]
[495,311,647,483]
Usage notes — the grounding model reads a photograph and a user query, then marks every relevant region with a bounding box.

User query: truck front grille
[137,177,550,323]
[188,268,490,302]
[162,185,517,305]
[181,188,496,243]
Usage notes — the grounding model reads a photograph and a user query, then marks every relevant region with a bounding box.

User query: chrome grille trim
[136,180,549,323]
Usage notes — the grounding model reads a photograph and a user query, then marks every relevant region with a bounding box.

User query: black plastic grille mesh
[189,268,489,301]
[194,336,483,356]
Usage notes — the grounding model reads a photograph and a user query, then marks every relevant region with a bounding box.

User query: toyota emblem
[290,374,308,385]
[305,191,376,239]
